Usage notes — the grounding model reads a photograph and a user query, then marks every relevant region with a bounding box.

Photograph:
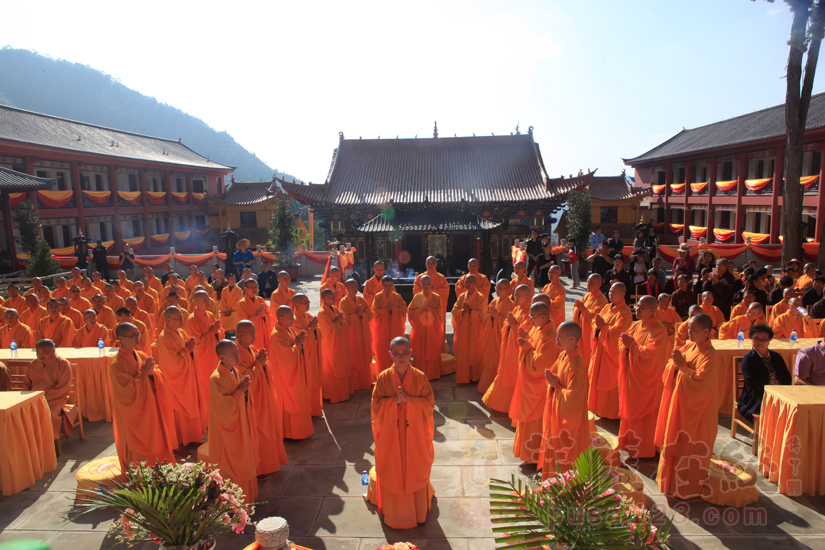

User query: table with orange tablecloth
[0,348,119,422]
[758,385,825,496]
[0,391,58,495]
[712,339,816,414]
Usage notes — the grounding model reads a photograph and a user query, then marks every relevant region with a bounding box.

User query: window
[721,161,734,181]
[43,226,55,248]
[812,152,822,178]
[192,180,204,193]
[491,236,499,258]
[177,217,188,231]
[176,177,183,192]
[132,220,142,237]
[99,222,109,241]
[94,173,103,190]
[195,215,206,228]
[81,175,90,190]
[600,206,618,223]
[330,220,344,231]
[36,170,48,178]
[128,173,138,191]
[61,225,71,247]
[240,212,257,228]
[533,216,544,226]
[657,171,666,185]
[756,160,765,179]
[677,167,686,184]
[671,209,684,224]
[152,178,158,191]
[720,211,732,229]
[56,172,67,191]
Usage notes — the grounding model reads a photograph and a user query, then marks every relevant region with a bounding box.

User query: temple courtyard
[1,275,825,550]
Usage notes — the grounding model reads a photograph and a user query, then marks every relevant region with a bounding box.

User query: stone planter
[255,516,290,549]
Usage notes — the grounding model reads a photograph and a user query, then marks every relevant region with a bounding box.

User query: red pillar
[771,147,785,244]
[108,166,123,253]
[136,167,152,253]
[663,164,672,241]
[683,161,692,243]
[734,154,747,243]
[24,157,37,205]
[164,171,176,252]
[707,157,717,243]
[814,144,825,243]
[2,192,17,268]
[71,161,86,237]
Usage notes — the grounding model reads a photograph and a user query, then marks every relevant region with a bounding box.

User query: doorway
[403,234,424,273]
[451,233,472,274]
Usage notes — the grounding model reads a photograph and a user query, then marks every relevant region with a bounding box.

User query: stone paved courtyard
[2,275,825,549]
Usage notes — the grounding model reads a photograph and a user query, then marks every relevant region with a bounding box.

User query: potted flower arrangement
[488,448,672,549]
[77,461,254,550]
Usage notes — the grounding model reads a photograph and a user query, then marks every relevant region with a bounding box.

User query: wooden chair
[9,373,27,390]
[55,364,85,456]
[730,356,759,455]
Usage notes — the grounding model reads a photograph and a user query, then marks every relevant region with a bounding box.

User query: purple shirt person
[794,341,825,386]
[672,245,696,279]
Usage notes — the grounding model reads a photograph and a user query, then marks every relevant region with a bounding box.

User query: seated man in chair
[23,339,78,444]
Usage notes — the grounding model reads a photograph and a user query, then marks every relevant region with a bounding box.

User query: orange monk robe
[115,287,131,301]
[93,306,117,331]
[132,308,156,346]
[363,274,384,307]
[92,280,106,292]
[35,315,75,348]
[573,291,609,368]
[511,322,558,463]
[63,307,83,329]
[0,321,34,348]
[238,295,271,351]
[24,355,76,438]
[105,295,126,312]
[718,315,753,340]
[72,323,111,347]
[701,304,725,334]
[510,274,535,295]
[482,302,532,413]
[185,310,225,405]
[655,340,719,499]
[451,290,488,383]
[772,310,820,339]
[118,278,135,292]
[318,302,352,402]
[293,310,323,416]
[81,286,98,302]
[145,275,163,297]
[478,295,515,393]
[455,272,491,304]
[538,348,589,477]
[269,323,314,439]
[20,306,47,332]
[675,319,690,348]
[541,280,567,328]
[236,344,287,476]
[5,295,25,313]
[159,297,189,317]
[407,292,443,381]
[53,287,71,300]
[185,275,199,295]
[340,294,374,390]
[769,299,790,324]
[110,348,176,471]
[218,285,242,333]
[320,280,346,307]
[797,273,814,290]
[371,365,435,529]
[588,302,633,419]
[209,362,259,504]
[413,270,450,349]
[68,275,83,289]
[134,293,156,318]
[370,291,408,374]
[656,306,683,351]
[154,327,205,444]
[618,318,669,458]
[269,285,297,311]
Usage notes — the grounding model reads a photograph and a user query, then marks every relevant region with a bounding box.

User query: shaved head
[558,321,583,341]
[531,293,551,306]
[529,302,550,317]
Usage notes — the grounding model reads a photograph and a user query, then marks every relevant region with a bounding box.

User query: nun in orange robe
[617,296,669,458]
[269,306,314,439]
[451,276,488,384]
[510,261,535,295]
[154,307,206,445]
[340,280,374,390]
[540,266,566,328]
[482,285,532,413]
[235,321,287,476]
[771,299,819,338]
[318,289,352,403]
[700,292,725,336]
[413,257,451,355]
[20,296,47,331]
[588,283,632,420]
[510,302,558,463]
[185,291,225,403]
[718,303,766,339]
[320,266,347,306]
[269,272,297,310]
[0,310,34,348]
[109,328,176,472]
[454,258,491,304]
[538,322,589,479]
[572,274,608,369]
[210,340,259,504]
[35,301,75,348]
[71,311,111,347]
[238,280,271,351]
[292,294,323,416]
[362,262,387,307]
[407,275,444,381]
[371,337,435,529]
[655,314,719,499]
[370,278,408,374]
[477,281,515,393]
[218,274,242,334]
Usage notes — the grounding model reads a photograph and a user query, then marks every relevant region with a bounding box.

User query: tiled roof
[545,170,649,202]
[208,227,271,249]
[624,92,825,164]
[0,105,234,171]
[0,165,55,190]
[209,179,278,206]
[281,132,571,206]
[357,211,501,233]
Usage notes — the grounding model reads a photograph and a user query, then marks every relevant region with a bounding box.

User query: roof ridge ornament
[515,123,520,135]
[528,126,534,135]
[433,121,438,138]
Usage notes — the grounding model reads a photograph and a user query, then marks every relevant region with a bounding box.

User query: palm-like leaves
[489,448,672,550]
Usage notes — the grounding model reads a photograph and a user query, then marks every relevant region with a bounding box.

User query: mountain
[0,48,296,184]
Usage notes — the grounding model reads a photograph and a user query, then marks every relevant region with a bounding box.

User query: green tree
[267,193,301,264]
[26,238,59,278]
[12,199,40,255]
[566,189,592,255]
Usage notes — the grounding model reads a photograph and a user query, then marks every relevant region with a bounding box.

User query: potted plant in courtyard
[77,461,254,550]
[489,448,672,549]
[267,192,305,280]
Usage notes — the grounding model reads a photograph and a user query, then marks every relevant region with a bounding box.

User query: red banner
[193,192,206,204]
[147,191,167,205]
[38,190,73,207]
[172,253,214,267]
[669,223,684,234]
[715,180,737,192]
[123,236,145,250]
[689,225,708,239]
[174,231,190,242]
[749,244,782,262]
[652,184,666,195]
[150,233,169,245]
[171,192,189,203]
[714,228,735,242]
[745,178,771,192]
[299,250,332,264]
[82,190,112,204]
[118,191,142,204]
[801,175,819,190]
[690,181,708,193]
[742,231,769,244]
[194,228,210,238]
[134,255,173,268]
[670,183,685,194]
[9,192,25,207]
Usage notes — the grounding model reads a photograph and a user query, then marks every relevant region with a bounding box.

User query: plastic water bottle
[361,470,369,498]
[10,339,17,359]
[98,338,105,357]
[737,330,745,350]
[790,329,798,349]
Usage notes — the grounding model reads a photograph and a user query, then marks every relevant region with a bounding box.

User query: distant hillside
[0,48,297,184]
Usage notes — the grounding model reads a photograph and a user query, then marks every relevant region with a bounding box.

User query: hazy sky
[0,0,809,183]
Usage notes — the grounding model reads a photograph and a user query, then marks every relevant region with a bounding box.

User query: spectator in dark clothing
[695,268,711,297]
[645,229,659,262]
[737,324,791,423]
[802,276,825,308]
[638,269,662,297]
[671,274,698,320]
[0,245,11,274]
[770,275,795,305]
[257,260,279,299]
[810,296,825,319]
[735,275,769,310]
[587,243,613,278]
[607,230,624,258]
[525,229,543,283]
[211,268,228,300]
[119,244,136,278]
[602,255,633,304]
[704,259,737,320]
[536,242,556,287]
[663,266,685,295]
[160,264,179,286]
[91,240,110,281]
[650,257,667,287]
[672,244,696,279]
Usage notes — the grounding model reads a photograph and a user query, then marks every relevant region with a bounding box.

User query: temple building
[207,178,281,247]
[624,92,825,245]
[0,104,234,257]
[279,126,575,275]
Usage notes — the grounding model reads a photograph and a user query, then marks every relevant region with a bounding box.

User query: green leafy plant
[77,461,254,548]
[489,448,671,550]
[26,238,59,278]
[12,199,41,255]
[565,189,592,254]
[267,192,303,264]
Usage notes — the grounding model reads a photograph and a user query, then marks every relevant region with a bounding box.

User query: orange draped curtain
[745,178,771,192]
[742,231,769,244]
[670,183,685,194]
[715,180,737,192]
[150,233,169,245]
[713,228,735,242]
[173,231,190,242]
[171,192,189,203]
[118,191,142,204]
[193,228,210,238]
[123,236,145,250]
[689,225,708,239]
[800,175,819,190]
[690,181,709,193]
[669,223,684,234]
[51,245,75,255]
[147,192,167,205]
[172,253,214,267]
[192,192,206,203]
[134,255,172,268]
[81,190,111,204]
[651,222,665,230]
[37,190,73,207]
[652,184,666,194]
[9,192,25,207]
